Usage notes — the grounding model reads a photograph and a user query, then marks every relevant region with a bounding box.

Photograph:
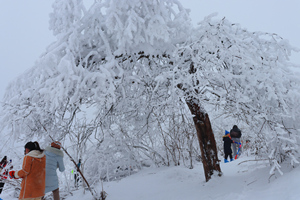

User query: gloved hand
[9,170,16,179]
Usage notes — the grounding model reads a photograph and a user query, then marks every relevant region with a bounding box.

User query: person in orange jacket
[9,141,46,200]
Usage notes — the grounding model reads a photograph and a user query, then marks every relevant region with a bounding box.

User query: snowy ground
[1,155,299,200]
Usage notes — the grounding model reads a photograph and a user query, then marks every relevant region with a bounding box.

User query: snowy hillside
[1,156,299,200]
[100,156,300,200]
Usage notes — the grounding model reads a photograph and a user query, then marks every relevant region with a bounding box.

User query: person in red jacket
[9,141,46,200]
[0,156,13,194]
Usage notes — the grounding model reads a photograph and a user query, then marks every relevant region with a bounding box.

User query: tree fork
[185,97,222,182]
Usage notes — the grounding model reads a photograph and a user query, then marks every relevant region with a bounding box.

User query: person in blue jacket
[43,141,65,200]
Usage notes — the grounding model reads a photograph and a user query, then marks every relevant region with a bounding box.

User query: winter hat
[225,130,230,135]
[51,141,62,149]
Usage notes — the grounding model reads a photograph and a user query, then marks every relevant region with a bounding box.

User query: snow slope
[100,156,299,200]
[1,156,299,200]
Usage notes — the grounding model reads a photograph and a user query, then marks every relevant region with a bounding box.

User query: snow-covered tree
[171,13,300,176]
[1,0,200,181]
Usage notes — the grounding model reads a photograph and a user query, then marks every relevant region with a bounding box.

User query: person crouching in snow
[9,141,46,200]
[223,130,234,163]
[43,141,65,200]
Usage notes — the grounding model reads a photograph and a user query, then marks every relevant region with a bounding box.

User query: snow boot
[230,158,234,162]
[224,159,229,163]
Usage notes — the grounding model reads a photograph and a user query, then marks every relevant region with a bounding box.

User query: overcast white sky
[0,0,299,101]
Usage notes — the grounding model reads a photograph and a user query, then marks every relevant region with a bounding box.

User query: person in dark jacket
[43,141,65,200]
[230,125,242,157]
[223,130,234,163]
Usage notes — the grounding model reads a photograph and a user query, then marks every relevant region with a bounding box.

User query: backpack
[230,130,241,138]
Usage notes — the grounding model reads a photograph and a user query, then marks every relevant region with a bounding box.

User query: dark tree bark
[186,96,222,182]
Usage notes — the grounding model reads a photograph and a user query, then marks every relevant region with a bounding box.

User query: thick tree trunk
[186,97,222,182]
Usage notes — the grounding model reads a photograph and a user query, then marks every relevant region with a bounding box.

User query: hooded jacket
[15,150,46,199]
[44,146,65,193]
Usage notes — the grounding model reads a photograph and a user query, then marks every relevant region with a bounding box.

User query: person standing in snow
[0,156,13,194]
[74,159,81,188]
[223,130,234,163]
[9,141,46,200]
[230,125,242,157]
[42,141,65,200]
